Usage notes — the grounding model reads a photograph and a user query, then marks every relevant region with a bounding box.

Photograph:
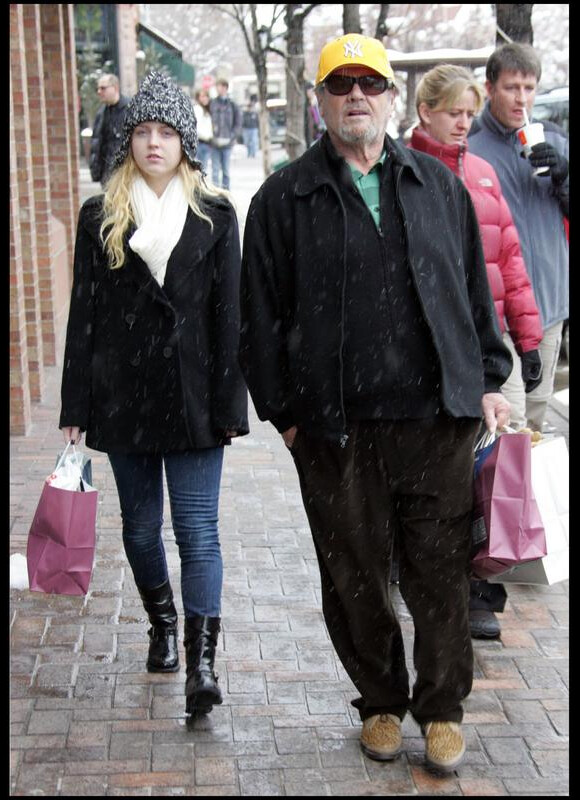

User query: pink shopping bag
[27,446,98,596]
[471,432,547,580]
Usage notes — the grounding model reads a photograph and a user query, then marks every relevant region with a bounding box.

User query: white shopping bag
[489,436,568,585]
[46,442,96,492]
[10,553,29,590]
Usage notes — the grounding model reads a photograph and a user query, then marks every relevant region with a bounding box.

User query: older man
[89,73,130,186]
[239,34,512,772]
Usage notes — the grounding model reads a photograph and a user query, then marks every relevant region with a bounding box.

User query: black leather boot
[137,580,180,673]
[469,609,501,639]
[184,615,222,716]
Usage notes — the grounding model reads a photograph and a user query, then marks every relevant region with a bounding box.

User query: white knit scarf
[128,174,189,287]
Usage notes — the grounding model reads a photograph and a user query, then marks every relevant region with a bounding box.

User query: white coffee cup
[517,122,549,175]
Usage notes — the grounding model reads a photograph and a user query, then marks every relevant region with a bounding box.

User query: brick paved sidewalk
[10,150,569,796]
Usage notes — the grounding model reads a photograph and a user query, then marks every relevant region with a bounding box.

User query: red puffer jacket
[410,127,542,354]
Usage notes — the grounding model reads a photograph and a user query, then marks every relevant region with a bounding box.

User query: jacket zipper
[393,164,441,391]
[457,149,465,181]
[372,184,409,416]
[327,183,350,447]
[338,192,349,447]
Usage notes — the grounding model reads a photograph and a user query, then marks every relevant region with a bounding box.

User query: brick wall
[9,4,81,435]
[22,4,59,369]
[40,4,78,273]
[10,4,139,436]
[10,69,32,436]
[10,4,43,406]
[117,4,139,95]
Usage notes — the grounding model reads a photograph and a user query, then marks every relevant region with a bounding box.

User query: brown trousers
[290,416,480,725]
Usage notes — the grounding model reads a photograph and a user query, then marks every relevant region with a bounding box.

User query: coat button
[163,346,173,358]
[125,313,136,329]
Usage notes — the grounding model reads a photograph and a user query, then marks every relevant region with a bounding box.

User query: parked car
[267,98,287,145]
[534,87,569,133]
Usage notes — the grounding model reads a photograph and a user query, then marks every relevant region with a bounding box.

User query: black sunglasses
[324,74,394,96]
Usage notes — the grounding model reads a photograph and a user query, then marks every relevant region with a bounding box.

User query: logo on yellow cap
[315,34,395,86]
[344,41,363,59]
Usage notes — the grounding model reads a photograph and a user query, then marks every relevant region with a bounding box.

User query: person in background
[60,71,248,721]
[89,73,131,186]
[304,80,326,146]
[210,78,242,189]
[239,33,511,773]
[193,87,214,174]
[410,63,544,642]
[469,43,568,435]
[242,94,260,158]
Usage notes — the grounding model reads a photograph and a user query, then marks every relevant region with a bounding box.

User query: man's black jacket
[89,95,130,183]
[239,133,512,442]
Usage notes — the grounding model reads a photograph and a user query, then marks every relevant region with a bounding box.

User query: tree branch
[210,4,256,59]
[272,4,287,26]
[292,3,322,21]
[496,23,514,44]
[375,5,390,39]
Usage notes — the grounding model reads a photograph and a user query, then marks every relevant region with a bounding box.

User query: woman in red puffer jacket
[410,65,543,419]
[409,65,543,643]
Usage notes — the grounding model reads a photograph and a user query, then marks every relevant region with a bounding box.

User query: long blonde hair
[99,154,232,270]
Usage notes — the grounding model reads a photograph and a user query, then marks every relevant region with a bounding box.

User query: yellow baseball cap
[315,34,395,87]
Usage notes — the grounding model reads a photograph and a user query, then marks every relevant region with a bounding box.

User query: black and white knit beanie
[111,70,200,171]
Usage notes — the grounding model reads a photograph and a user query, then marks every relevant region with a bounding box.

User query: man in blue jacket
[240,33,512,773]
[469,44,568,436]
[210,78,242,189]
[468,44,568,643]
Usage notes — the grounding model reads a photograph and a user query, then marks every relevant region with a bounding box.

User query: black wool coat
[240,134,512,442]
[60,194,249,454]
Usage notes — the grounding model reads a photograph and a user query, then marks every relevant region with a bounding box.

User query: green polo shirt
[347,150,387,229]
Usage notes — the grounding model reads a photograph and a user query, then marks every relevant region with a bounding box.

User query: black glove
[529,142,568,184]
[521,350,543,393]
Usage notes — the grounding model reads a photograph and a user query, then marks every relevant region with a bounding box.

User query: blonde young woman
[410,64,543,641]
[60,72,248,719]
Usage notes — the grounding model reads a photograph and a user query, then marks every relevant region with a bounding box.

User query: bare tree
[285,4,321,162]
[144,5,251,79]
[212,3,322,169]
[374,5,390,40]
[495,4,534,45]
[343,4,362,34]
[212,4,286,177]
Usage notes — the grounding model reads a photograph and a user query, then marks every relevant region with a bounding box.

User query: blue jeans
[211,145,232,189]
[243,128,259,157]
[197,141,212,175]
[108,449,225,617]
